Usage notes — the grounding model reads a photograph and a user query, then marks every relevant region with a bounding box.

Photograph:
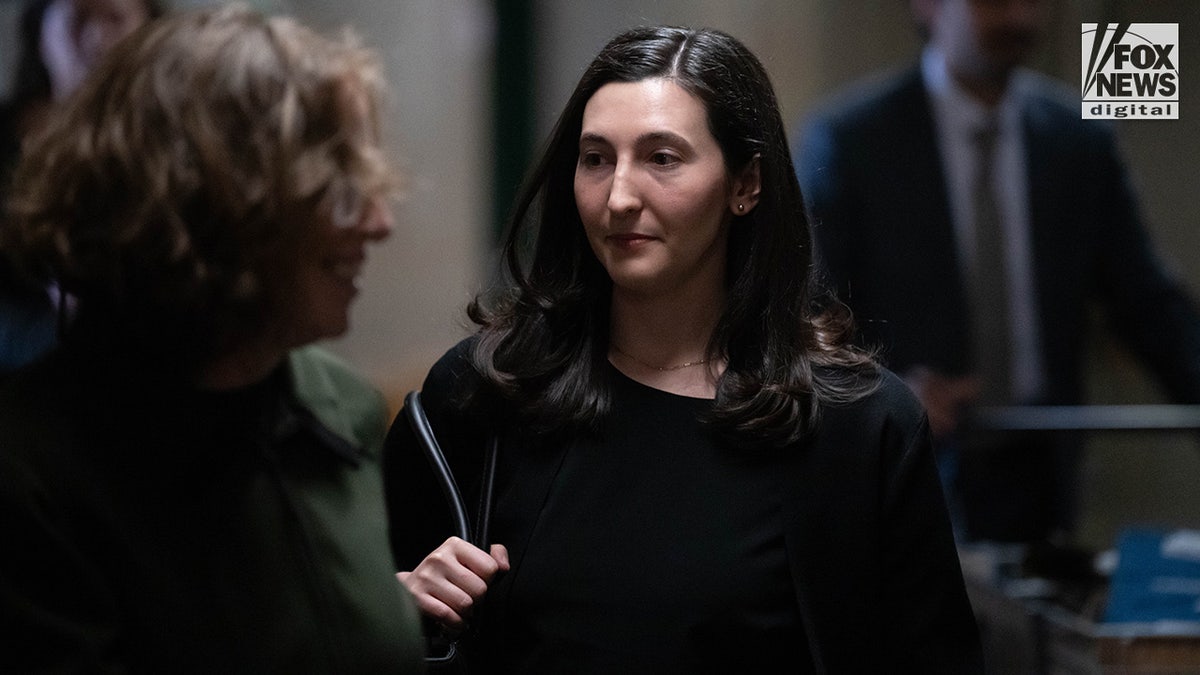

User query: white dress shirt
[921,46,1045,403]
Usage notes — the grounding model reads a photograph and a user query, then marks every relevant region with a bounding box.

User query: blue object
[1105,528,1200,623]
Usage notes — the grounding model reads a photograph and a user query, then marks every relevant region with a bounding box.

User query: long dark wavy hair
[469,25,878,447]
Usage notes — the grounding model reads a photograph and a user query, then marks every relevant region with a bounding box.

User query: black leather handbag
[402,391,499,672]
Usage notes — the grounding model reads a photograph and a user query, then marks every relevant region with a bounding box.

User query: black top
[481,367,812,673]
[386,338,983,674]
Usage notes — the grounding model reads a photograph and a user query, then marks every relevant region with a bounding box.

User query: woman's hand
[396,537,510,633]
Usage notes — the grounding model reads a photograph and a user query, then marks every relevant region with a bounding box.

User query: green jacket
[0,345,425,673]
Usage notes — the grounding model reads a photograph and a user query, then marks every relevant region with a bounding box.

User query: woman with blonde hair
[0,6,424,672]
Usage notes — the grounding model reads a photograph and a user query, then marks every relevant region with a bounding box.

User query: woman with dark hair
[1,0,164,188]
[0,0,164,376]
[386,25,982,673]
[0,6,424,672]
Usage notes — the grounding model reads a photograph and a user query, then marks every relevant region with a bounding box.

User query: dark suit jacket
[384,339,984,673]
[794,66,1200,407]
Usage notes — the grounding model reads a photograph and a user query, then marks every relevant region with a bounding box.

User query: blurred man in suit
[794,0,1200,542]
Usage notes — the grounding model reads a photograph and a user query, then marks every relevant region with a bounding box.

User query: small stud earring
[737,203,745,213]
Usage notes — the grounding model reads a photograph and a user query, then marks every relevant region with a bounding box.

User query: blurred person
[1,0,163,184]
[68,0,159,88]
[385,25,982,673]
[0,0,163,376]
[794,0,1200,543]
[0,6,425,672]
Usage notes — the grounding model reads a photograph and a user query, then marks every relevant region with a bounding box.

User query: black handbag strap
[404,391,501,667]
[404,390,472,542]
[475,435,499,549]
[403,390,499,549]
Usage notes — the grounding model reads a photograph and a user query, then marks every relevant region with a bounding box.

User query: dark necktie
[970,121,1012,405]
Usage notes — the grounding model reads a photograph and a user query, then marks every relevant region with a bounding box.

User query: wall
[284,0,494,411]
[0,4,16,96]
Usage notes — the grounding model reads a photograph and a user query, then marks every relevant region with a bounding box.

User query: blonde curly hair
[3,4,395,363]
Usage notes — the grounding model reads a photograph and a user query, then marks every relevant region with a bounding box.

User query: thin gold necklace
[611,344,710,372]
